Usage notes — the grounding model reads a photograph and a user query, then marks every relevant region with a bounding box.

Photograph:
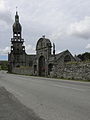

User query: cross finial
[16,6,18,11]
[42,35,45,38]
[16,6,18,15]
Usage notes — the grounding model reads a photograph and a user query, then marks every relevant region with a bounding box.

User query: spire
[15,7,19,23]
[13,8,22,39]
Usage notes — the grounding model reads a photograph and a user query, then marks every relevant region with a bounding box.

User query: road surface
[0,70,90,120]
[0,86,43,120]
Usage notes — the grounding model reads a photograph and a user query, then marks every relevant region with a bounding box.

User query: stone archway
[39,56,45,76]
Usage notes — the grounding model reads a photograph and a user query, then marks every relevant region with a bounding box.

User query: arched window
[64,55,71,62]
[48,63,53,75]
[34,65,37,74]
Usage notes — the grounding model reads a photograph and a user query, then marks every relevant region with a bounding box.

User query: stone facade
[55,62,90,80]
[8,11,90,80]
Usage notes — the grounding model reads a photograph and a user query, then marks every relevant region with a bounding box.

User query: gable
[56,50,75,63]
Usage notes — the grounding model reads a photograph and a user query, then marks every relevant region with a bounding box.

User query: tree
[77,52,90,61]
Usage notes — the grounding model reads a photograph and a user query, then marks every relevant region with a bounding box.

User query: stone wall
[12,67,34,75]
[56,62,90,81]
[11,61,90,81]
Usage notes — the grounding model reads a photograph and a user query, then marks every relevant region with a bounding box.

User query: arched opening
[34,65,37,74]
[48,63,53,75]
[39,56,45,76]
[64,55,71,63]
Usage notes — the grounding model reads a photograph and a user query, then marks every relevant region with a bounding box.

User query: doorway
[39,56,45,76]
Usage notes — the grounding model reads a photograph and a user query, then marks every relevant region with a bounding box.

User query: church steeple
[8,9,26,72]
[13,10,22,39]
[11,10,25,55]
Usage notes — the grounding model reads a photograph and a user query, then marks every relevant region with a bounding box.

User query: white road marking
[53,84,86,91]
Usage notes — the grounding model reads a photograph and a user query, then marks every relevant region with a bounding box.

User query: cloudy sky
[0,0,90,60]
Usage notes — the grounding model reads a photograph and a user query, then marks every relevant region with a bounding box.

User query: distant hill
[0,61,8,70]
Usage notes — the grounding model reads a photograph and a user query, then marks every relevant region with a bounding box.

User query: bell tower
[13,11,21,38]
[8,11,26,70]
[11,11,25,54]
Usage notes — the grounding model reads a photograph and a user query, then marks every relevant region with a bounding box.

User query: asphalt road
[0,86,43,120]
[0,70,90,120]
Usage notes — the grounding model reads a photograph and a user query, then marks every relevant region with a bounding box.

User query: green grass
[66,61,90,65]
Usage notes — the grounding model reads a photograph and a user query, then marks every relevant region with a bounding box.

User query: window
[64,55,71,62]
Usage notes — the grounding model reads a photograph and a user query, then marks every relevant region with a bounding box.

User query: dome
[36,36,52,50]
[13,11,22,34]
[13,22,22,34]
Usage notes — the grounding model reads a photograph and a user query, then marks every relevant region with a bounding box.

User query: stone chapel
[8,11,76,77]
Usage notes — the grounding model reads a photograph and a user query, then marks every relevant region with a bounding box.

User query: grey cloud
[0,0,90,59]
[86,44,90,49]
[0,10,13,25]
[0,46,10,55]
[68,16,90,39]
